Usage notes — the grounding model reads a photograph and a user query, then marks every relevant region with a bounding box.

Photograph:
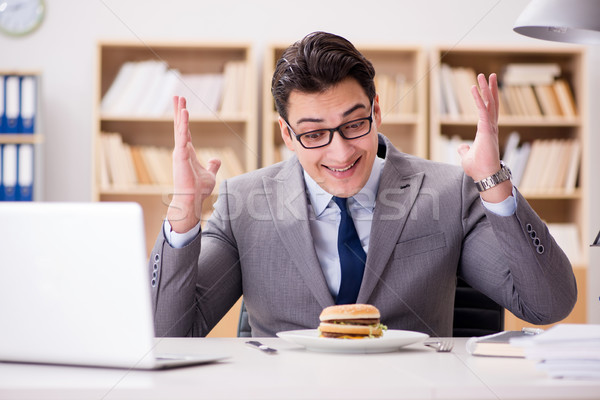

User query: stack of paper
[510,324,600,380]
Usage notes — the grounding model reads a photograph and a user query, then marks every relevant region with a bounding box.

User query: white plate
[276,329,429,354]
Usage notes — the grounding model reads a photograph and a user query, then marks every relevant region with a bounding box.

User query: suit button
[154,253,160,263]
[533,237,541,246]
[526,223,533,233]
[536,245,545,254]
[153,263,159,271]
[151,278,157,287]
[529,230,537,239]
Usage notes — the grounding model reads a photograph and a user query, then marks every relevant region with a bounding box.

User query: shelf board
[521,189,582,200]
[0,134,43,144]
[439,115,580,127]
[99,185,174,196]
[99,185,219,197]
[100,114,248,123]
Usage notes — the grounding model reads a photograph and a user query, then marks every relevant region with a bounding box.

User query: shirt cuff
[163,219,201,249]
[481,186,517,217]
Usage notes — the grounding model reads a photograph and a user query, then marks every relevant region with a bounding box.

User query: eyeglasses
[285,102,374,149]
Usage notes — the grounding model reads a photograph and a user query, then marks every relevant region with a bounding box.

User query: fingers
[489,73,499,117]
[477,73,493,108]
[173,96,190,149]
[471,73,501,127]
[206,158,222,176]
[456,143,470,160]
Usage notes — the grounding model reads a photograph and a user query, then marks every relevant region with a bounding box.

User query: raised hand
[166,96,221,233]
[457,73,512,202]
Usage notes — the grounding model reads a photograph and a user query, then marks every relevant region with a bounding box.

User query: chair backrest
[237,301,252,337]
[452,276,504,337]
[237,278,505,337]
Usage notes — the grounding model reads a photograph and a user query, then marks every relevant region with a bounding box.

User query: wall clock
[0,0,45,37]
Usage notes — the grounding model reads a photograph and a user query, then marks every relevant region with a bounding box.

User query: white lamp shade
[514,0,600,44]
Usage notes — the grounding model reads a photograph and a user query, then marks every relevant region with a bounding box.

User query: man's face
[279,78,382,198]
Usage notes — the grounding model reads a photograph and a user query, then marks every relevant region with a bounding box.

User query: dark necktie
[332,196,367,305]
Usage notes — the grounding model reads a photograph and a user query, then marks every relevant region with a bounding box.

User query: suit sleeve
[458,175,577,325]
[149,180,243,337]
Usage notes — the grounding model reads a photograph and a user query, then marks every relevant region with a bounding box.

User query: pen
[521,327,544,335]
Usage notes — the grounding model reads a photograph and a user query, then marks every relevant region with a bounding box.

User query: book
[503,85,525,116]
[466,330,532,358]
[533,84,562,117]
[552,139,571,191]
[510,141,531,187]
[100,61,136,115]
[220,61,247,115]
[519,85,543,117]
[439,64,460,118]
[564,140,581,192]
[130,146,153,185]
[503,63,561,86]
[451,67,478,118]
[553,79,577,117]
[501,131,520,168]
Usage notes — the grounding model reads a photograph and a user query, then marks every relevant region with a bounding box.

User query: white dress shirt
[303,157,384,297]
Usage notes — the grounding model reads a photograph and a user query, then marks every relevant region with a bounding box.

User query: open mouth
[325,158,359,172]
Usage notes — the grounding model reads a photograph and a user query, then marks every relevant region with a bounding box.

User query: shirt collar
[304,156,385,217]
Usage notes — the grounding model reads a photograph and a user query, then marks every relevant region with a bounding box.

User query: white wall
[1,0,597,322]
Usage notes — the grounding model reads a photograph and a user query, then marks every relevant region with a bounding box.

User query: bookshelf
[94,43,258,337]
[261,44,428,167]
[94,42,258,249]
[429,46,589,329]
[1,71,42,202]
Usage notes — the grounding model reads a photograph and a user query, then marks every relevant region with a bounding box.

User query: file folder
[0,75,5,133]
[19,76,36,134]
[4,76,20,134]
[0,145,3,201]
[1,144,17,200]
[17,143,34,201]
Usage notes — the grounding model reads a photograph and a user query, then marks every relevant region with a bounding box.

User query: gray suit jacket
[150,135,576,337]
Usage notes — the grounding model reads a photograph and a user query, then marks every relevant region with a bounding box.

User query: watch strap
[474,161,512,192]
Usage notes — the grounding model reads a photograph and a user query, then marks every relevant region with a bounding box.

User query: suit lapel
[357,140,425,304]
[262,158,335,309]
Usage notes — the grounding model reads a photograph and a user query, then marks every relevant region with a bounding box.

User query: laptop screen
[0,202,159,368]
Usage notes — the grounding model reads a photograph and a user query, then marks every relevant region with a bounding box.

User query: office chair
[237,300,252,337]
[452,276,504,337]
[237,278,505,337]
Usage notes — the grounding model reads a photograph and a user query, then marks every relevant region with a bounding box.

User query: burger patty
[323,318,380,325]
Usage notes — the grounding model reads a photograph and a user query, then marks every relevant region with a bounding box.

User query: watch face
[0,0,45,37]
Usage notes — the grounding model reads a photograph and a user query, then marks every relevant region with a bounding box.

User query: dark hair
[271,31,376,121]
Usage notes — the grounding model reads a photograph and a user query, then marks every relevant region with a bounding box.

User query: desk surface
[0,337,598,400]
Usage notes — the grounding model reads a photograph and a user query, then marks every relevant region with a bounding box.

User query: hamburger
[318,304,387,339]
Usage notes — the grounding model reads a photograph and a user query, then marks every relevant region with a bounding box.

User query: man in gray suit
[150,31,576,338]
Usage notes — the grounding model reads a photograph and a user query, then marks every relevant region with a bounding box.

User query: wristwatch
[474,161,512,192]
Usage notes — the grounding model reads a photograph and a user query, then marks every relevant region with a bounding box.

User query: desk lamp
[513,0,600,45]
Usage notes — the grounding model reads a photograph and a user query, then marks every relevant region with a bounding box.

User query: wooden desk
[0,337,598,399]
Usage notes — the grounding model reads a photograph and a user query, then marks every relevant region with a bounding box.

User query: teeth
[328,160,356,172]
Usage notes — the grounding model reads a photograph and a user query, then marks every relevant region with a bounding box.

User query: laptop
[0,202,228,369]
